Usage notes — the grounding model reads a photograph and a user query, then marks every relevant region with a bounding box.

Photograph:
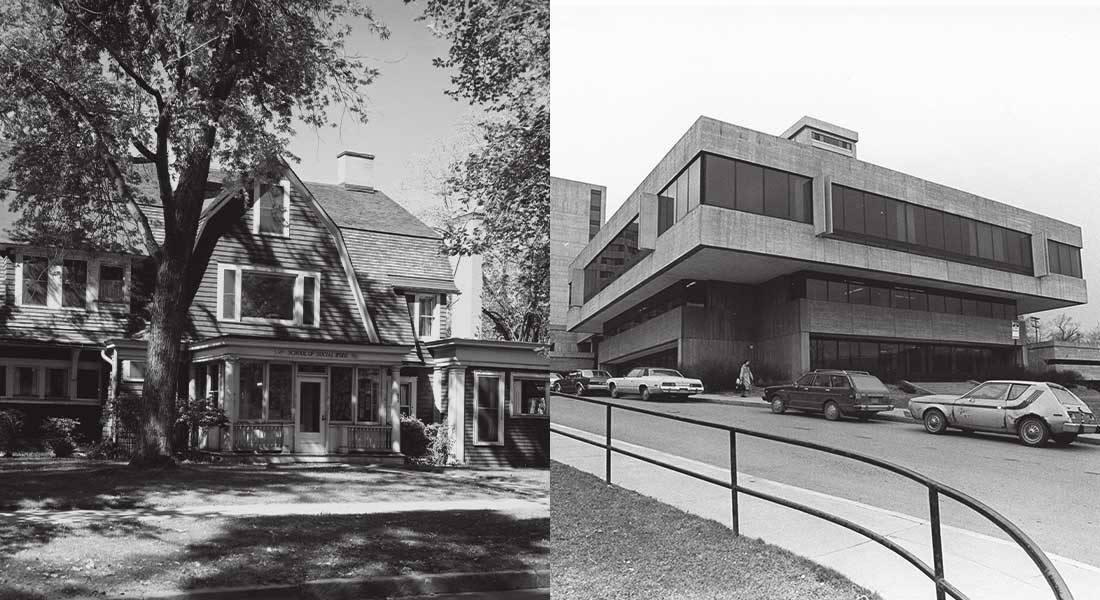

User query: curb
[694,394,1100,446]
[89,570,550,600]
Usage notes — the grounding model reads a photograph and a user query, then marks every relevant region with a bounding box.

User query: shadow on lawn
[0,462,545,512]
[180,510,550,591]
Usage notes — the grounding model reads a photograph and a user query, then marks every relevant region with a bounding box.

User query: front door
[296,377,327,454]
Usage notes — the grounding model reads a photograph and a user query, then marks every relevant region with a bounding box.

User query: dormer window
[254,179,291,236]
[406,293,442,340]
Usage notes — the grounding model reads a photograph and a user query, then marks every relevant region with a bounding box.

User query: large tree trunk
[130,152,212,466]
[131,254,189,466]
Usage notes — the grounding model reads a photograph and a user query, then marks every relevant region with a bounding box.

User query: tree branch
[133,139,156,161]
[53,0,165,110]
[20,69,161,257]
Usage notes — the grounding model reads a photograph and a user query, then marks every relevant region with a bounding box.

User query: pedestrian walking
[739,360,754,398]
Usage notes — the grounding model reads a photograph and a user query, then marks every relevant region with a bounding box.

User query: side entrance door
[296,376,327,454]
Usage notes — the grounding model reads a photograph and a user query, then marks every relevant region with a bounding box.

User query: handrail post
[730,430,739,536]
[929,487,946,600]
[605,404,612,484]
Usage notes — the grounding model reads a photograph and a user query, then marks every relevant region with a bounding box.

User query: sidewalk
[552,426,1100,600]
[694,392,1100,445]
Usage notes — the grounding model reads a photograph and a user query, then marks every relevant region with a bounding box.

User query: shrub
[86,440,132,461]
[176,396,230,451]
[0,409,26,457]
[106,393,142,439]
[41,417,81,458]
[425,422,455,466]
[400,414,430,457]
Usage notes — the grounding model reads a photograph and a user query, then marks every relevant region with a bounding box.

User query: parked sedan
[765,369,893,421]
[908,380,1099,447]
[607,367,704,401]
[564,369,612,396]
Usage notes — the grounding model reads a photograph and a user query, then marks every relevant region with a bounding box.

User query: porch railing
[232,423,287,452]
[342,424,392,452]
[551,392,1075,600]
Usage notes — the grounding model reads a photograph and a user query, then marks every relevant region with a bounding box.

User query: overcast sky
[286,2,478,224]
[551,1,1100,330]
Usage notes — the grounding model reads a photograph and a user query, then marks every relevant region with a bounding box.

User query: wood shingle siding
[461,367,549,468]
[188,184,372,343]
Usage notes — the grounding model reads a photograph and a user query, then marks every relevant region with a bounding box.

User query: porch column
[447,367,466,464]
[224,357,240,449]
[389,366,401,453]
[188,364,197,400]
[69,348,79,402]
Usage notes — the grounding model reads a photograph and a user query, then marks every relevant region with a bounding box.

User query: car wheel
[550,382,560,393]
[1017,417,1050,447]
[609,384,620,399]
[1052,433,1078,446]
[575,382,587,396]
[769,395,787,414]
[823,401,840,421]
[922,409,947,435]
[640,386,651,402]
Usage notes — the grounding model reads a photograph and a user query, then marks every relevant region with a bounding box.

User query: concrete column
[447,367,466,464]
[389,366,401,453]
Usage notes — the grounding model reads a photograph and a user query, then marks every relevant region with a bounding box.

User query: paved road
[552,394,1100,567]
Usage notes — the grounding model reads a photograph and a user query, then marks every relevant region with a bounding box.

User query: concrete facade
[560,116,1088,382]
[1027,342,1100,381]
[550,176,604,372]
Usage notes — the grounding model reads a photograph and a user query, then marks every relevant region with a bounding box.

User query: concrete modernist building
[1027,342,1100,382]
[549,176,604,372]
[563,116,1088,382]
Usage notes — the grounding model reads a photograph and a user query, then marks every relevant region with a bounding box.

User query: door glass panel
[300,381,321,433]
[476,376,501,442]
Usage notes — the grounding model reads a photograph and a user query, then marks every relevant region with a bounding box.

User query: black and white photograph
[550,2,1099,599]
[0,1,549,599]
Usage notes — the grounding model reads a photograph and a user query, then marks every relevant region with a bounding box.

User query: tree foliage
[416,0,550,342]
[1049,313,1083,343]
[0,0,387,464]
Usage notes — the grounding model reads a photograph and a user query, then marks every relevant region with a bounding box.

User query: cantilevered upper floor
[566,116,1087,333]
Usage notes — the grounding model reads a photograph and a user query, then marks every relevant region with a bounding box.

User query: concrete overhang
[567,206,1088,334]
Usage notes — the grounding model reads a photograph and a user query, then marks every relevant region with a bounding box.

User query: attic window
[254,179,291,236]
[810,131,853,151]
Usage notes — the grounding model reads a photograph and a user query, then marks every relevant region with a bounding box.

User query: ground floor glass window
[810,336,1015,381]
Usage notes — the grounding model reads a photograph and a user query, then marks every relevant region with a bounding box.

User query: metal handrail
[550,392,1074,600]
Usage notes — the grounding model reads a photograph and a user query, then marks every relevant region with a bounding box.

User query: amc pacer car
[607,367,704,401]
[908,380,1100,447]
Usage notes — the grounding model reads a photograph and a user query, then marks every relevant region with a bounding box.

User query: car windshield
[963,382,1011,400]
[651,369,683,377]
[849,374,887,393]
[1049,385,1084,406]
[592,371,611,378]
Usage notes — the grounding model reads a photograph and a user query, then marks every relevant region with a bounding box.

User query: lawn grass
[0,461,549,599]
[551,462,881,600]
[0,460,548,511]
[1,510,549,599]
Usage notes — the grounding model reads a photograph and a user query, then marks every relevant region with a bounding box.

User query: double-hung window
[17,254,127,309]
[254,179,291,237]
[406,294,442,339]
[218,265,320,326]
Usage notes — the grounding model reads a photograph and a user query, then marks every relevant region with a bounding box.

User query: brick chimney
[337,150,375,191]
